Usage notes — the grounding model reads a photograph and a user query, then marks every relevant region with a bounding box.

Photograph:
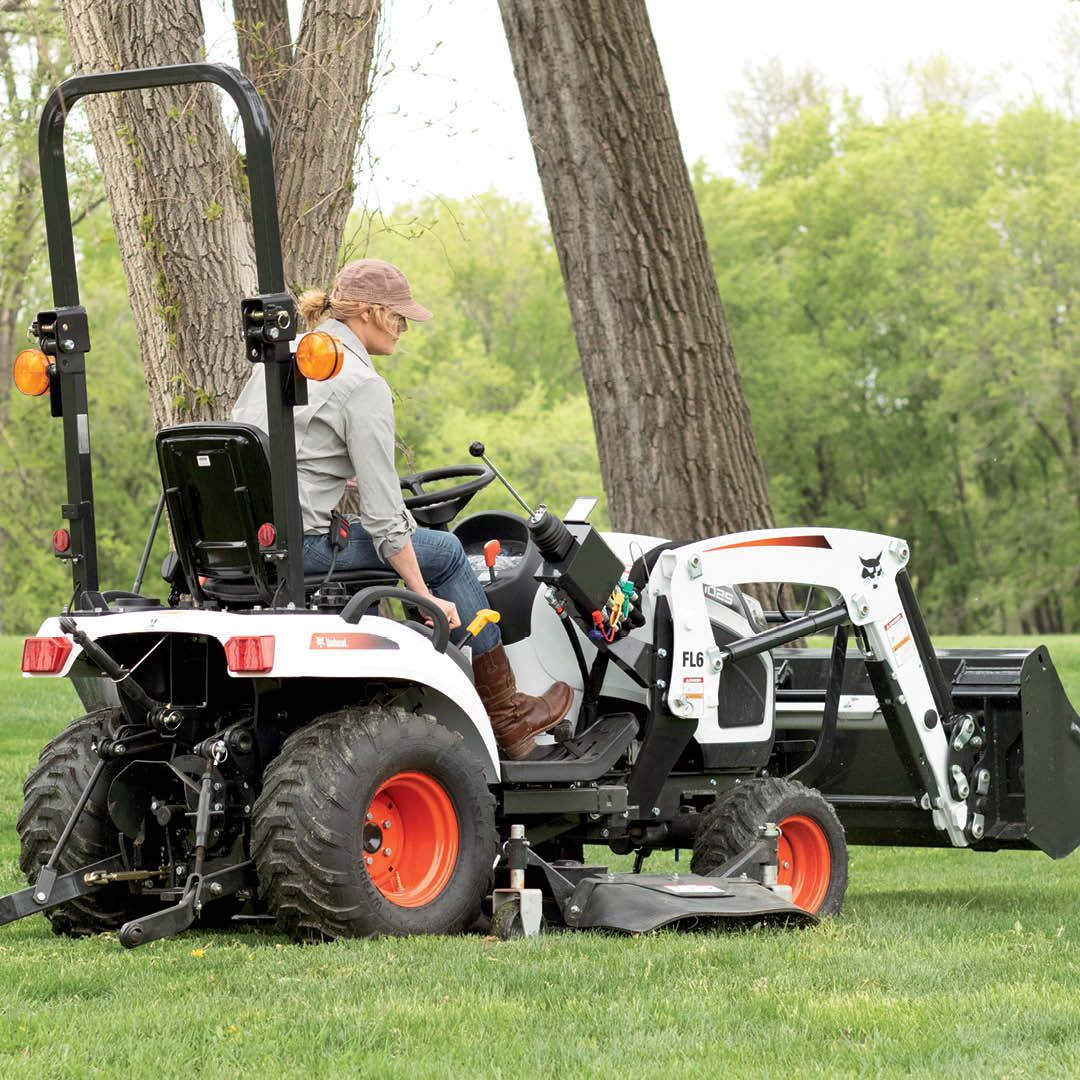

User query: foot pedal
[501,713,637,782]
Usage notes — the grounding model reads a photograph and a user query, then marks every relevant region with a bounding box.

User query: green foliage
[0,191,603,631]
[696,99,1080,633]
[351,194,607,525]
[0,206,170,632]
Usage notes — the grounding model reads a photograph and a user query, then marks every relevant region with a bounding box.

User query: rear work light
[14,349,51,397]
[296,331,344,382]
[224,635,275,673]
[22,636,73,674]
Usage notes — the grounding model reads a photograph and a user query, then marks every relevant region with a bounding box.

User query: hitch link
[84,866,169,886]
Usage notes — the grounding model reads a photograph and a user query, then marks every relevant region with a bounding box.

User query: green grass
[2,635,1080,1078]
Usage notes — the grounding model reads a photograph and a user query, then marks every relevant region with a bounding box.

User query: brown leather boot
[472,643,574,760]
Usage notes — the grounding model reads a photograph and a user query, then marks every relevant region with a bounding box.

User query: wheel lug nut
[383,847,392,857]
[365,812,373,821]
[383,820,392,829]
[365,856,373,865]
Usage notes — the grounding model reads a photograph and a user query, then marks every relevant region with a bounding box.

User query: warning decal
[884,612,915,667]
[661,883,733,896]
[681,675,705,700]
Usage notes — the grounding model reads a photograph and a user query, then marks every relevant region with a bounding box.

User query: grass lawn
[2,634,1080,1078]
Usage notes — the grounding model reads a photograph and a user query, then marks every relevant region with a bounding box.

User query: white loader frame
[647,526,970,847]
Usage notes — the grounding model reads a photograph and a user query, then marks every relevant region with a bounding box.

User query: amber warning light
[295,332,344,382]
[14,349,51,397]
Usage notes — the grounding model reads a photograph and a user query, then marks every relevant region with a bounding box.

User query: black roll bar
[37,64,306,609]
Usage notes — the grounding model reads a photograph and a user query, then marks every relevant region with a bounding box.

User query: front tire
[251,705,497,941]
[17,710,144,937]
[690,777,848,916]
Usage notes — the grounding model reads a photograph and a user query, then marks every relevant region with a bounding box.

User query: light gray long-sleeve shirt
[231,318,416,561]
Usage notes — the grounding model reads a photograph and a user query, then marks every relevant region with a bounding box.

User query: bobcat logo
[860,552,883,589]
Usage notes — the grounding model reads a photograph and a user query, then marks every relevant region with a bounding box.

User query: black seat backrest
[157,422,277,605]
[156,422,398,609]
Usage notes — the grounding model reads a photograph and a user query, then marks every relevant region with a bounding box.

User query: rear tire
[17,710,144,937]
[690,777,848,916]
[251,705,497,941]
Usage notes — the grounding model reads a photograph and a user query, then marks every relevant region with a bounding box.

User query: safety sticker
[884,612,914,667]
[661,883,733,896]
[310,633,399,651]
[681,675,705,700]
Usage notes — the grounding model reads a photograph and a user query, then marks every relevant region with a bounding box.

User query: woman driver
[232,258,572,760]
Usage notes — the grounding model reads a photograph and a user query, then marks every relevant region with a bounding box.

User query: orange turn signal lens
[14,349,51,397]
[295,332,344,382]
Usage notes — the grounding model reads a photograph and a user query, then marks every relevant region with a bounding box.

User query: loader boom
[648,527,971,847]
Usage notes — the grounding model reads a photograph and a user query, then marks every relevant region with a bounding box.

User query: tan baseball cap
[332,259,433,322]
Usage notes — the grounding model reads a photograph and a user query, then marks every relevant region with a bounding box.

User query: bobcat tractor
[4,64,1080,945]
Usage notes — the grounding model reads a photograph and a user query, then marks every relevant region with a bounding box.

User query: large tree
[58,0,380,429]
[498,0,773,541]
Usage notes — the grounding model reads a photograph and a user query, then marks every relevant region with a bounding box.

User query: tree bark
[57,0,380,427]
[498,0,773,540]
[272,0,380,295]
[61,0,258,428]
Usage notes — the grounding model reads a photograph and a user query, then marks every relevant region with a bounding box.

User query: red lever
[483,539,501,584]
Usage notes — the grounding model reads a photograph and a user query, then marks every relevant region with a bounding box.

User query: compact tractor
[4,64,1080,945]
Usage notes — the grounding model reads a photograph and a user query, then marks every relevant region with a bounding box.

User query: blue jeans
[303,525,501,656]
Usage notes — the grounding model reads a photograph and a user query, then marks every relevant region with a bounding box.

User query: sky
[202,0,1077,214]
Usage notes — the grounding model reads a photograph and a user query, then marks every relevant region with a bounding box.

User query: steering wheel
[399,464,495,528]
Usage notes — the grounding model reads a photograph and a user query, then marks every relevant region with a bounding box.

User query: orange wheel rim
[363,772,459,908]
[777,814,831,912]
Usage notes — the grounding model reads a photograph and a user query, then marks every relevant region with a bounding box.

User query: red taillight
[257,522,276,548]
[53,528,71,553]
[22,636,73,673]
[224,635,275,673]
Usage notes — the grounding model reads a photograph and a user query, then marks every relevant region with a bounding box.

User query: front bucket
[561,873,816,933]
[1020,646,1080,859]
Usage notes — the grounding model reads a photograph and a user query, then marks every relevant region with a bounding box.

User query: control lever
[483,539,501,584]
[469,441,533,514]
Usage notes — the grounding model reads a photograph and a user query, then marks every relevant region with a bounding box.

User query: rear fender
[29,609,500,781]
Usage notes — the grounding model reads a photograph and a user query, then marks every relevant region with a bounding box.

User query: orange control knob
[483,539,501,584]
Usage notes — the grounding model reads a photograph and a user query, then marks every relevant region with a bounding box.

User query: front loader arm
[646,527,970,848]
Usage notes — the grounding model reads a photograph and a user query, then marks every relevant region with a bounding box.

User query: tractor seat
[156,422,396,609]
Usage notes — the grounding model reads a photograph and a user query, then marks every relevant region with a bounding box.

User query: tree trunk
[61,0,258,428]
[58,0,380,426]
[272,0,380,295]
[498,0,773,540]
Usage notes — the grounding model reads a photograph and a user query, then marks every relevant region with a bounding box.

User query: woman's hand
[427,596,460,630]
[387,540,459,629]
